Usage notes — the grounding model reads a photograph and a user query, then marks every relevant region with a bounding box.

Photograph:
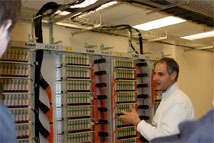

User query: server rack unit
[61,53,93,143]
[0,47,32,143]
[110,58,138,143]
[0,41,156,143]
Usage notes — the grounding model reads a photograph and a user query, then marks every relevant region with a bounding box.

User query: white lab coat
[137,82,194,141]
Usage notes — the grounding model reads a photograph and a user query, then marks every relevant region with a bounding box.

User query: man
[0,0,21,142]
[151,108,213,143]
[120,57,194,141]
[151,96,214,143]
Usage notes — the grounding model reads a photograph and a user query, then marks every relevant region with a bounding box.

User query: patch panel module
[111,58,139,143]
[0,47,32,143]
[60,53,93,143]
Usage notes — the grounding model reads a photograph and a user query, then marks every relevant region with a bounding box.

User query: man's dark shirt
[0,85,16,143]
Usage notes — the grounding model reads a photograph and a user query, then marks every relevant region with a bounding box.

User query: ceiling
[20,0,214,52]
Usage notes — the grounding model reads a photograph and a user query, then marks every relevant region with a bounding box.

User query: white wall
[12,20,214,118]
[175,47,214,118]
[161,44,214,118]
[147,42,214,119]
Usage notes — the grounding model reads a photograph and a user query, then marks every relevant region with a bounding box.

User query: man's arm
[141,101,193,140]
[120,102,193,141]
[120,105,141,126]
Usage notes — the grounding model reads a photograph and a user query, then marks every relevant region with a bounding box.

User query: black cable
[139,33,143,54]
[33,2,60,142]
[101,24,143,54]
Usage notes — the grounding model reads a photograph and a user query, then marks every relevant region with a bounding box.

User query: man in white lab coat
[151,97,214,143]
[120,57,194,141]
[0,0,21,142]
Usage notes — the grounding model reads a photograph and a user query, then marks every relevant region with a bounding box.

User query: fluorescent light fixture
[70,0,98,8]
[181,31,214,40]
[55,10,71,15]
[133,16,186,31]
[76,1,118,19]
[96,1,118,11]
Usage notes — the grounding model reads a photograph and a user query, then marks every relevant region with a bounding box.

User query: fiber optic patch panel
[111,58,139,143]
[59,53,93,143]
[3,94,30,108]
[0,47,32,143]
[56,55,155,143]
[1,48,29,62]
[1,42,156,143]
[0,63,29,77]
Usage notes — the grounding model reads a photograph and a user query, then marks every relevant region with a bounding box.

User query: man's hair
[0,0,21,32]
[158,57,179,81]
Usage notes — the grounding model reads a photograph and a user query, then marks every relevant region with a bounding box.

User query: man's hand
[119,105,141,126]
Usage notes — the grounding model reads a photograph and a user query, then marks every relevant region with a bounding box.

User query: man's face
[153,62,176,92]
[0,21,12,57]
[0,30,10,57]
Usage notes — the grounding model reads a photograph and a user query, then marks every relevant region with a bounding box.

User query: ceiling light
[96,1,118,11]
[77,1,118,18]
[70,0,98,8]
[76,1,118,19]
[133,16,186,31]
[55,10,71,16]
[181,31,214,40]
